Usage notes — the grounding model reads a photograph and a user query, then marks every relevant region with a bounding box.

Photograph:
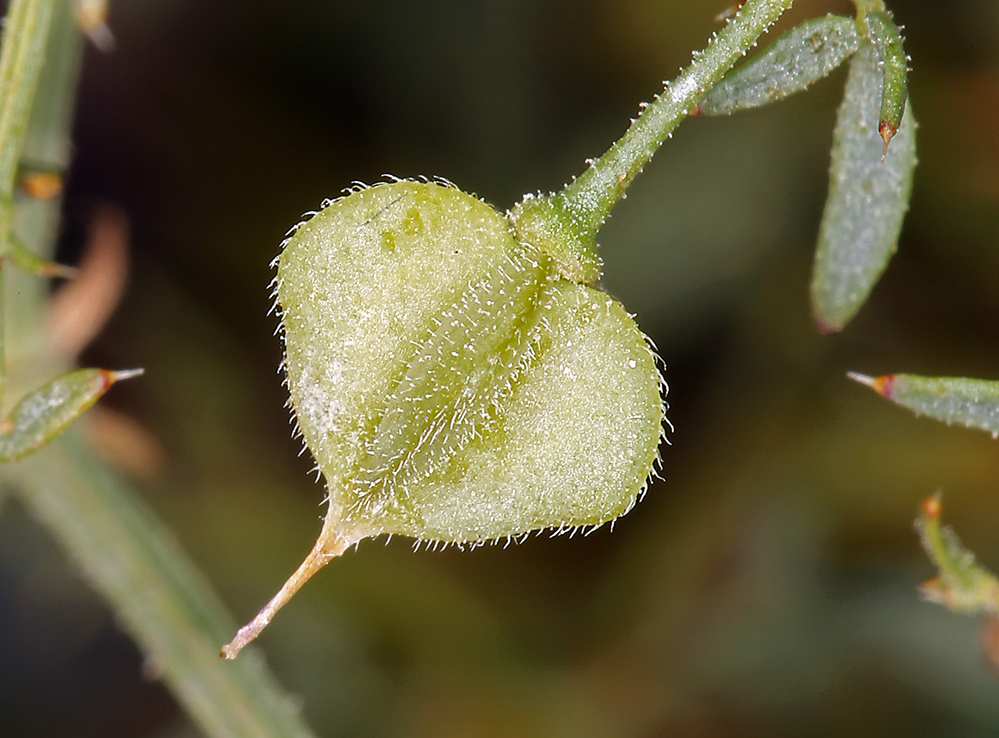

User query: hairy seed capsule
[222,181,665,657]
[279,180,665,542]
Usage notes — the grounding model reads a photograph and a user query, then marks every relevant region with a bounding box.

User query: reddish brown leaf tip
[99,368,145,390]
[878,121,896,161]
[846,371,895,397]
[919,576,944,601]
[922,493,942,521]
[813,314,842,334]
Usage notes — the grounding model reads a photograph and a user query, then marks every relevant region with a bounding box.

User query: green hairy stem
[509,0,795,284]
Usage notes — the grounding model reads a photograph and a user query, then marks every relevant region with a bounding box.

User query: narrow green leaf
[849,372,999,438]
[915,494,999,616]
[810,39,916,332]
[695,15,859,115]
[864,10,908,156]
[0,367,142,461]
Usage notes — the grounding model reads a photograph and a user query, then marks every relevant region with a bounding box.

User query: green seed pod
[222,180,666,658]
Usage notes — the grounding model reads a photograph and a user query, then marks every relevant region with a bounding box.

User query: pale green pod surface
[850,372,999,438]
[696,15,859,115]
[276,181,664,545]
[810,39,916,333]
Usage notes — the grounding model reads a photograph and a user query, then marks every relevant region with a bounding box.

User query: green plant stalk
[7,0,79,364]
[9,435,316,738]
[852,0,886,17]
[0,0,54,195]
[510,0,794,283]
[0,0,56,407]
[0,3,319,736]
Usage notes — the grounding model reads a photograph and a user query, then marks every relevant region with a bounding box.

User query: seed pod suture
[222,180,666,657]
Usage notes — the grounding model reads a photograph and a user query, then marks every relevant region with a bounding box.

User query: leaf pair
[696,11,916,332]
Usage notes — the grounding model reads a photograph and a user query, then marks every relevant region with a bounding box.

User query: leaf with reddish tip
[810,38,916,332]
[864,10,908,158]
[0,367,143,462]
[849,372,999,437]
[696,15,859,115]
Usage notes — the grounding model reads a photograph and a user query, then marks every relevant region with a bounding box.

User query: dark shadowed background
[2,0,999,735]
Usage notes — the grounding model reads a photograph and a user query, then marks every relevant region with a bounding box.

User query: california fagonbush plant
[18,2,996,733]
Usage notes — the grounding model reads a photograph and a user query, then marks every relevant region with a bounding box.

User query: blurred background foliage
[2,0,999,735]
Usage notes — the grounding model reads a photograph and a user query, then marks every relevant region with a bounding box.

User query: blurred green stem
[0,0,56,406]
[0,2,318,735]
[11,435,316,738]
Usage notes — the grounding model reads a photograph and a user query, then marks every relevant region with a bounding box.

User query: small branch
[560,0,795,234]
[916,494,999,616]
[510,0,795,282]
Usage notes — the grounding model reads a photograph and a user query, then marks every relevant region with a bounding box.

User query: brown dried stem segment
[220,524,352,659]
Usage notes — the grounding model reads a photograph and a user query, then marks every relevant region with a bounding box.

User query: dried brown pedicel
[221,180,665,658]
